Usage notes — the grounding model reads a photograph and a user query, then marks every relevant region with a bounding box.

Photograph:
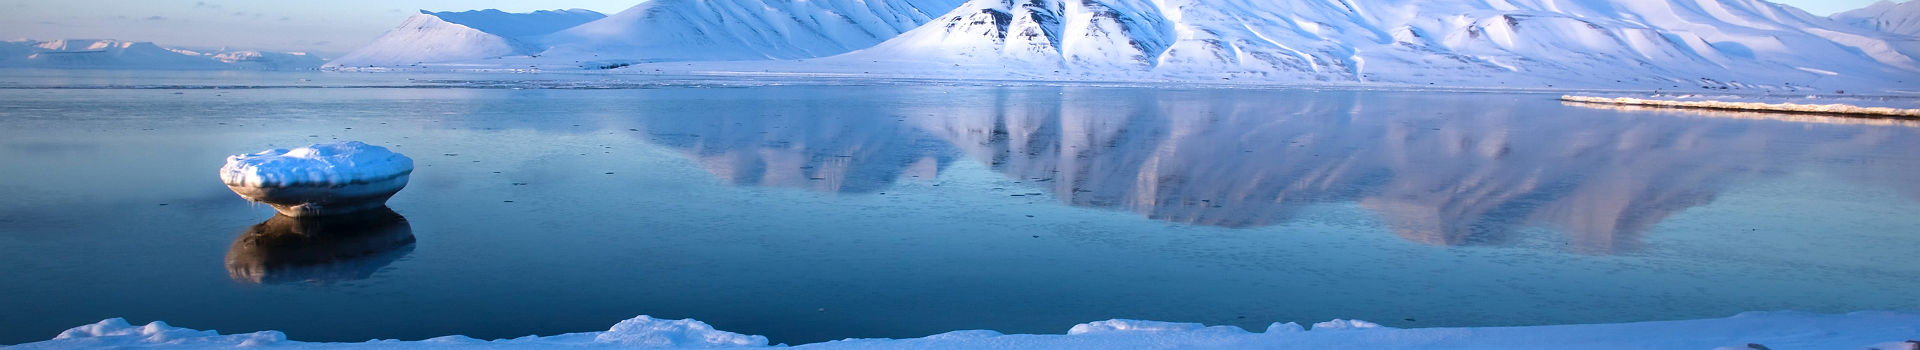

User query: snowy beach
[16,312,1920,349]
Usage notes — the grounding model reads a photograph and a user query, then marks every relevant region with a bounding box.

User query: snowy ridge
[1562,94,1920,117]
[1835,0,1920,37]
[842,0,1175,69]
[538,0,966,64]
[0,39,318,70]
[13,312,1920,349]
[325,9,604,68]
[323,0,1920,91]
[824,0,1920,89]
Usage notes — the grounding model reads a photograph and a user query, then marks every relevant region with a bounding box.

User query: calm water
[2,70,1917,345]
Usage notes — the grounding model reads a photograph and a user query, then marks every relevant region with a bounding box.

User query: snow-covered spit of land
[1563,93,1920,117]
[0,39,325,70]
[12,312,1920,349]
[323,0,1920,93]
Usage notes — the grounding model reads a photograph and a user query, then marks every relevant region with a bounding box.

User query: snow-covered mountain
[1835,0,1920,36]
[325,9,605,68]
[0,39,322,70]
[832,0,1920,88]
[538,0,965,64]
[325,0,1920,91]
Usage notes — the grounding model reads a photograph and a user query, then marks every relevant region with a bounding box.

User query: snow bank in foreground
[13,312,1920,349]
[1562,95,1920,118]
[220,141,414,188]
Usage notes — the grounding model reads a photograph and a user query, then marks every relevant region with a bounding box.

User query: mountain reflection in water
[225,207,415,284]
[637,88,1920,254]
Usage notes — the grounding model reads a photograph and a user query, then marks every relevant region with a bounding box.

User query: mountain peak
[327,9,606,67]
[1834,0,1920,36]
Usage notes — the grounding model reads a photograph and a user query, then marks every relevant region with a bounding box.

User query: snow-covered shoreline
[12,312,1920,349]
[1562,95,1920,118]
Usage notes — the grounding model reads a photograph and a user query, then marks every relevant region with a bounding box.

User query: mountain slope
[325,9,604,68]
[831,0,1920,88]
[1834,0,1920,36]
[536,0,967,63]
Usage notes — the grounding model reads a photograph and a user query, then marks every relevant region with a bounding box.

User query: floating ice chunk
[592,315,769,347]
[220,141,413,188]
[1310,319,1386,330]
[220,141,413,217]
[1067,319,1209,335]
[1264,322,1305,333]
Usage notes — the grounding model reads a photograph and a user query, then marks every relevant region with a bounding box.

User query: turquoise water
[1,70,1916,344]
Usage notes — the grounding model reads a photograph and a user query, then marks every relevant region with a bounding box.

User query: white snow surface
[219,141,414,188]
[327,0,1920,93]
[824,0,1920,89]
[537,0,965,64]
[12,311,1920,349]
[0,39,320,70]
[324,9,604,68]
[1835,0,1920,37]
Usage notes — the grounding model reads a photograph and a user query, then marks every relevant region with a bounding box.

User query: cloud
[193,1,220,9]
[144,15,166,21]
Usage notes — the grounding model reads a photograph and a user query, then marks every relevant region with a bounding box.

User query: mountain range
[0,39,324,70]
[322,0,1920,91]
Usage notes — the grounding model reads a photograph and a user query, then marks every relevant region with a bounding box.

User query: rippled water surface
[2,70,1917,345]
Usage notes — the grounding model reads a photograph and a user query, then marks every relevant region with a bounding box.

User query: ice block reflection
[225,207,415,284]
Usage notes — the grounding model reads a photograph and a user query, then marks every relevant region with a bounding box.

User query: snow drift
[12,312,1920,349]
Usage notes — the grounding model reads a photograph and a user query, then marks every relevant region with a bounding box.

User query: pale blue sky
[0,0,1902,58]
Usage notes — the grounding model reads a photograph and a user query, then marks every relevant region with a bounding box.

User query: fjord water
[1,71,1917,345]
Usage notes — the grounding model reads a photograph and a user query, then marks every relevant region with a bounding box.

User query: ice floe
[219,141,413,217]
